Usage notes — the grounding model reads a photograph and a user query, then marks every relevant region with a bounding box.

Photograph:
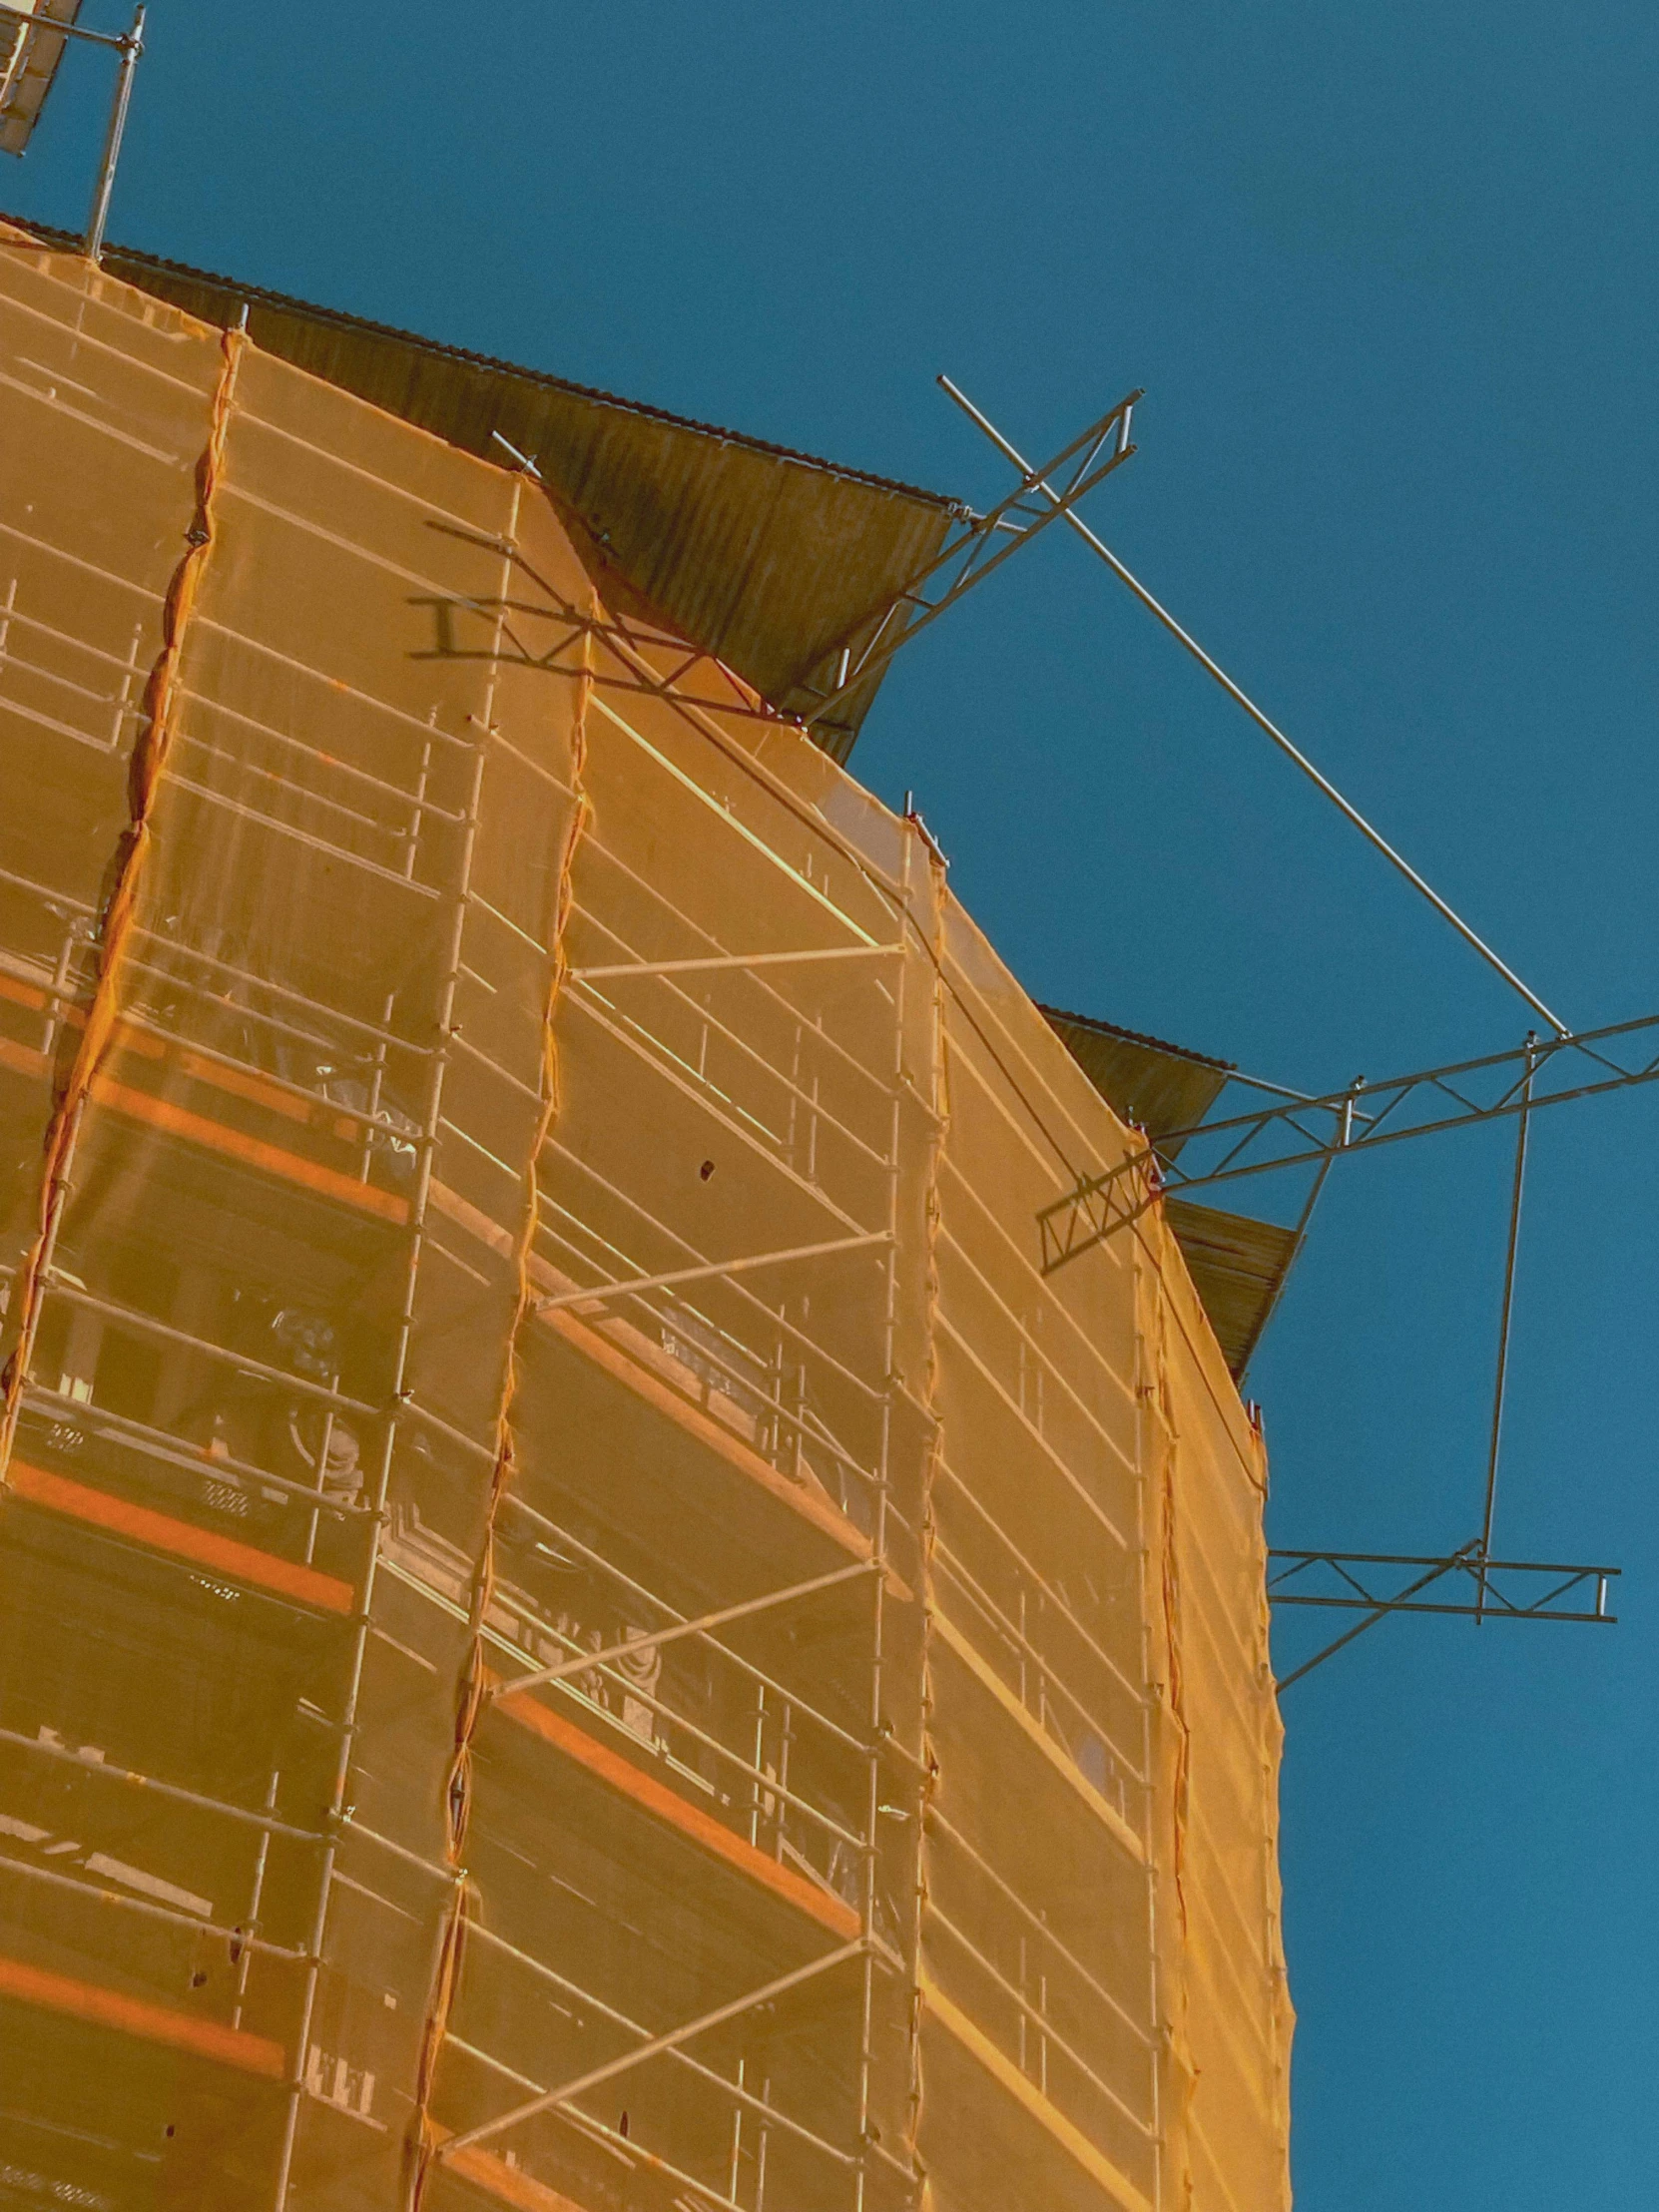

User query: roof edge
[1,211,968,516]
[1036,1002,1235,1075]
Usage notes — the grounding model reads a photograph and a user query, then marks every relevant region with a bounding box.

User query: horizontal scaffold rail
[1038,1011,1659,1274]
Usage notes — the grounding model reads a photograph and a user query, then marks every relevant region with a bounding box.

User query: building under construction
[0,219,1293,2212]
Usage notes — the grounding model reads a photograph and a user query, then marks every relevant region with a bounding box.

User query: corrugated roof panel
[1040,1003,1298,1374]
[1038,1002,1232,1159]
[1163,1200,1300,1379]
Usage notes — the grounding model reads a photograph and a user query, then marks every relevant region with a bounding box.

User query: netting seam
[0,323,244,1478]
[1250,1413,1296,2209]
[408,596,596,2208]
[1141,1203,1291,2198]
[909,839,950,2209]
[1147,1252,1196,2212]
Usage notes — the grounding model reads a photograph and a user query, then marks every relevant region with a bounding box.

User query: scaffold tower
[0,222,1292,2212]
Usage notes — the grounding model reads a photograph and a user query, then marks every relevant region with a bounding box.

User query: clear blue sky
[8,6,1653,2203]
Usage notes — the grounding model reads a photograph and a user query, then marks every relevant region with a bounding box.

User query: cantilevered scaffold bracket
[1269,1545,1618,1622]
[794,387,1142,737]
[1037,1010,1659,1276]
[1271,1544,1618,1689]
[936,375,1569,1040]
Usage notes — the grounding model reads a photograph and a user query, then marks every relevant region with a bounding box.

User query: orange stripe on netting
[0,1951,284,2077]
[410,582,596,2207]
[489,1679,860,1938]
[7,1459,354,1613]
[0,323,245,1484]
[0,971,362,1138]
[427,2126,592,2212]
[90,1072,409,1221]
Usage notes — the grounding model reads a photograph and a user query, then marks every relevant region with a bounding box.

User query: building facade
[0,225,1291,2212]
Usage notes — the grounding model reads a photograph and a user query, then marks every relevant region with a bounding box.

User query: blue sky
[7,5,1654,2203]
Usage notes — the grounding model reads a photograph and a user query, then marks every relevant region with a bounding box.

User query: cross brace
[1038,1010,1659,1274]
[438,1937,867,2159]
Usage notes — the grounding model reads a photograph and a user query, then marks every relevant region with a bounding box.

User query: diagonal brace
[437,1937,867,2159]
[938,373,1567,1037]
[487,1558,880,1702]
[537,1231,893,1314]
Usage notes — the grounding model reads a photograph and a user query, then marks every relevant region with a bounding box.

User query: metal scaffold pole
[271,484,523,2209]
[86,5,144,263]
[852,808,922,2210]
[0,2,146,258]
[1476,1037,1534,1621]
[936,373,1568,1040]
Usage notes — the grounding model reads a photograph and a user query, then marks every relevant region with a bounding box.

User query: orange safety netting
[0,224,1291,2212]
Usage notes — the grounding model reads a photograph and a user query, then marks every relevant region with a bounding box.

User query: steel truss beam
[414,587,788,726]
[1271,1543,1618,1689]
[1037,1010,1659,1275]
[423,392,1134,748]
[1269,1546,1618,1621]
[792,389,1141,735]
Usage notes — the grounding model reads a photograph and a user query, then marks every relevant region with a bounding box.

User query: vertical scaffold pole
[270,477,522,2207]
[852,821,919,2211]
[1136,1310,1164,2211]
[87,6,145,267]
[1476,1035,1536,1623]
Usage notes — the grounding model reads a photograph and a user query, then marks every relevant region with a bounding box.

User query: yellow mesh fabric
[0,223,1291,2212]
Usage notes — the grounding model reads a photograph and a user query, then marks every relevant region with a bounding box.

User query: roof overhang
[1039,1004,1299,1379]
[1038,1004,1232,1156]
[2,213,964,763]
[1160,1200,1300,1379]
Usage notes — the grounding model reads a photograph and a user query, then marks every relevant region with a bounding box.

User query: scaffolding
[0,225,1292,2212]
